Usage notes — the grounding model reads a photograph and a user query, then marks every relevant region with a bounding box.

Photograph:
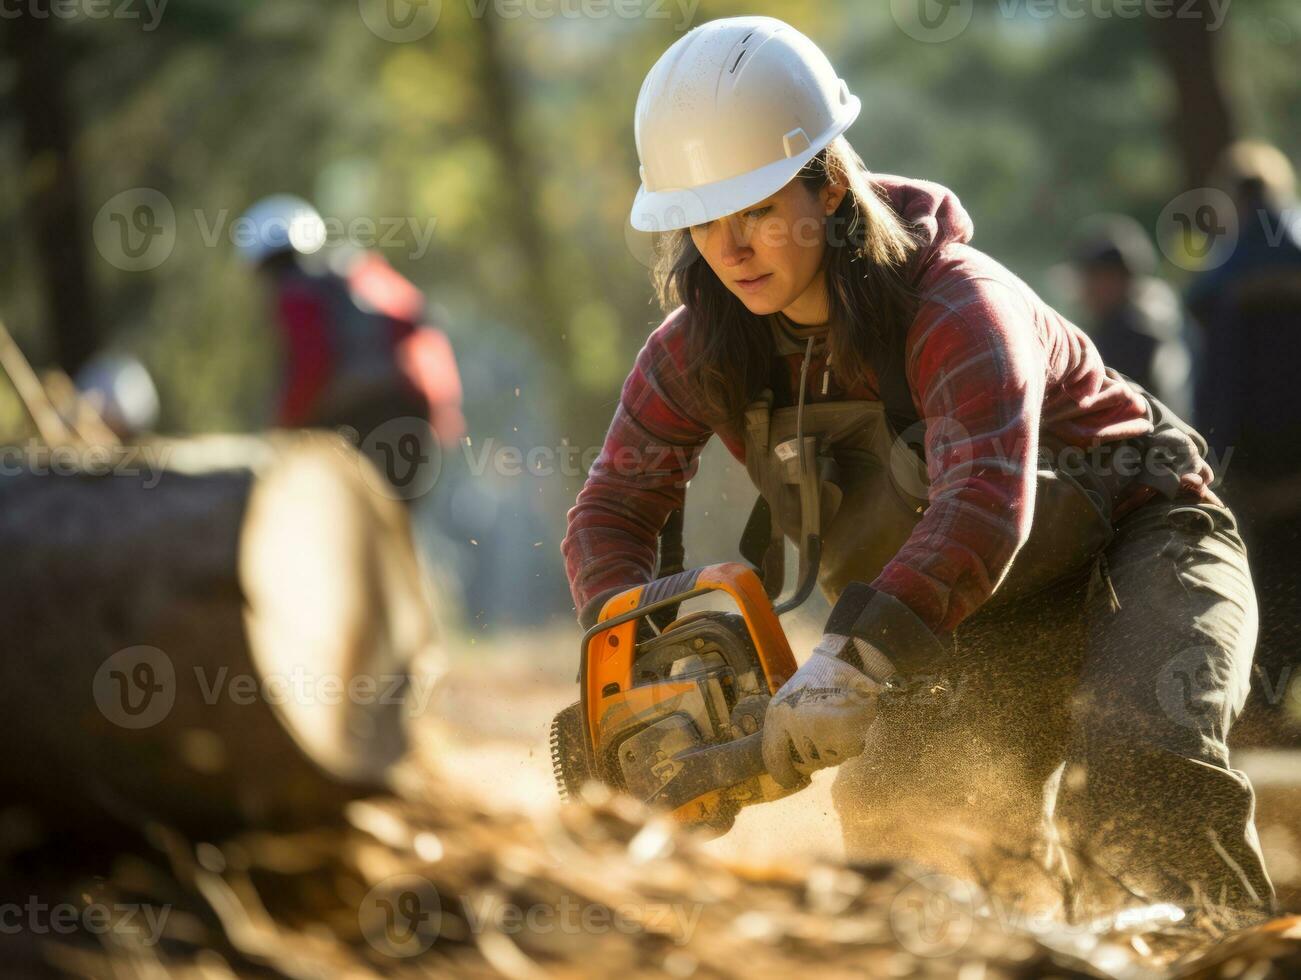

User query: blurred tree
[1146,0,1237,186]
[2,0,1300,585]
[3,9,99,374]
[470,7,568,368]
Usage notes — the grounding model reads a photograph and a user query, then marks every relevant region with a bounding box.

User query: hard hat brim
[628,96,861,233]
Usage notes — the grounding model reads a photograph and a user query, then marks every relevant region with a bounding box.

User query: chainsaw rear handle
[578,582,711,650]
[576,577,714,774]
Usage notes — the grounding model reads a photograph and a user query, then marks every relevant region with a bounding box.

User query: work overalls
[739,325,1275,921]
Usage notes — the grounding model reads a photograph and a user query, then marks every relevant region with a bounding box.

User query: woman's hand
[761,633,894,789]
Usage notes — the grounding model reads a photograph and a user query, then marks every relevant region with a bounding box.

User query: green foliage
[2,0,1299,447]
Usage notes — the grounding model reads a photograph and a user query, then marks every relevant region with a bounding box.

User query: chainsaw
[551,496,827,837]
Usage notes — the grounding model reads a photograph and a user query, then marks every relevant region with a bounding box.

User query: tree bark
[0,433,442,839]
[1146,1,1237,188]
[471,10,568,364]
[2,11,100,373]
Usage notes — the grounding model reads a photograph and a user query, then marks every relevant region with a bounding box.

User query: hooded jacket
[562,174,1215,634]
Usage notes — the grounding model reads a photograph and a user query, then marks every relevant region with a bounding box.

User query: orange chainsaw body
[551,562,804,835]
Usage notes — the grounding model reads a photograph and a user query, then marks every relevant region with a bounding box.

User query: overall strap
[877,337,924,454]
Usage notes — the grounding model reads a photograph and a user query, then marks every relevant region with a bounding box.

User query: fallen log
[0,432,442,839]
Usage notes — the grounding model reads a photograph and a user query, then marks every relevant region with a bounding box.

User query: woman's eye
[744,207,772,219]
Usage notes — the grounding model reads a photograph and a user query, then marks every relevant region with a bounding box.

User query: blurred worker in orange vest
[237,195,464,497]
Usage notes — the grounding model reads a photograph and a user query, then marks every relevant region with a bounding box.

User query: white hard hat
[236,194,327,265]
[630,16,861,233]
[75,353,161,436]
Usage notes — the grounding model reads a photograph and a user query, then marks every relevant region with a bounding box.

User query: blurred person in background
[1187,142,1301,746]
[237,195,465,466]
[239,194,468,626]
[1069,214,1197,420]
[74,353,161,441]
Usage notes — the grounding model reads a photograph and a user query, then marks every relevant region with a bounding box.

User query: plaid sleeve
[562,309,713,612]
[870,275,1046,633]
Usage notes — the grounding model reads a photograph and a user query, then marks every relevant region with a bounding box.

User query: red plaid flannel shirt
[562,175,1215,634]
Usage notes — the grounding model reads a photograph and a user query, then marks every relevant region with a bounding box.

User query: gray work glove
[761,632,897,789]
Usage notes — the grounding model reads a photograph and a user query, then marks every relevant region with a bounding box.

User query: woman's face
[688,176,847,325]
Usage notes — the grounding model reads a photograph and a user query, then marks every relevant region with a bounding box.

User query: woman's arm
[562,310,713,614]
[870,275,1047,634]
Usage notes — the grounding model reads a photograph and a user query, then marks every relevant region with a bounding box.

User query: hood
[870,173,974,283]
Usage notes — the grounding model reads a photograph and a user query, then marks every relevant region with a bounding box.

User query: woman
[562,16,1272,923]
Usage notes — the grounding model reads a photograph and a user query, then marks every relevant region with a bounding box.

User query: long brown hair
[651,137,924,426]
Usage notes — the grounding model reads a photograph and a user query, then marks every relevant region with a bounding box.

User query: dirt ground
[430,623,1301,910]
[430,622,846,866]
[3,622,1297,978]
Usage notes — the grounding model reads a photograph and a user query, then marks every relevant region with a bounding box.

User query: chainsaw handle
[580,584,711,648]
